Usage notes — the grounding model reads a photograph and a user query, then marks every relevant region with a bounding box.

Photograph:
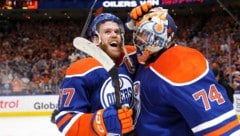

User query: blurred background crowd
[0,0,239,97]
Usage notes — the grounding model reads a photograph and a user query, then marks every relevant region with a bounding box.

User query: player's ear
[92,35,99,45]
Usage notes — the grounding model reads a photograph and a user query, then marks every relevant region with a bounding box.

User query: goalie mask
[89,13,125,40]
[133,7,177,63]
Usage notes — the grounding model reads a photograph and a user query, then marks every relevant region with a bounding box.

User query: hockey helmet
[89,13,125,39]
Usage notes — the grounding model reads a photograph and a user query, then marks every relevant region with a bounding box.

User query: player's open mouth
[110,41,118,47]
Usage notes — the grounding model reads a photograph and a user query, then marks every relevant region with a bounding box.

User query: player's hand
[50,109,58,123]
[130,2,152,20]
[126,2,152,30]
[92,106,133,136]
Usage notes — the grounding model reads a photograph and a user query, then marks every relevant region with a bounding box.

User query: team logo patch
[100,74,133,108]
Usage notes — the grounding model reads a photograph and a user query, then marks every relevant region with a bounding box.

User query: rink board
[0,95,58,117]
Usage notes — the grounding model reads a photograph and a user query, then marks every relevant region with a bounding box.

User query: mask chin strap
[121,33,135,73]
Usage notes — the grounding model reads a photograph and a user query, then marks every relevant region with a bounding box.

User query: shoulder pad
[124,45,137,55]
[66,57,102,76]
[116,45,137,66]
[151,46,209,84]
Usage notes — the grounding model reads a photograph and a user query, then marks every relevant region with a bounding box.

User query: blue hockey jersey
[55,45,137,135]
[134,45,240,136]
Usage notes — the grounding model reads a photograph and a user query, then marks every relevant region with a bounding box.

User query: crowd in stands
[0,20,86,95]
[0,10,239,97]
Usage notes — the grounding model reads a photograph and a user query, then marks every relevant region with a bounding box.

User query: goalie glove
[126,2,152,30]
[91,106,133,136]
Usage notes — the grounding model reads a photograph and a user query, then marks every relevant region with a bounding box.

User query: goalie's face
[133,7,177,64]
[92,21,122,61]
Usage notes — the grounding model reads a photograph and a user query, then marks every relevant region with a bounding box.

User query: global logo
[100,74,133,108]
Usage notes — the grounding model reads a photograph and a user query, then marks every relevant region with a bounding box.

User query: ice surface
[0,116,64,136]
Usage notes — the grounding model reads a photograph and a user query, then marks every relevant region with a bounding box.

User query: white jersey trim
[192,109,236,133]
[150,59,209,86]
[62,112,84,135]
[230,129,240,136]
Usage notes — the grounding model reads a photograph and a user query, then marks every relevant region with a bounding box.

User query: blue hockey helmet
[89,13,125,39]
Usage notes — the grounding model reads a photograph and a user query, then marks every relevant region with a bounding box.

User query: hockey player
[126,3,240,136]
[55,13,137,136]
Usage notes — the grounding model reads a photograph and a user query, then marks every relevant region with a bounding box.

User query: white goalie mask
[133,7,177,63]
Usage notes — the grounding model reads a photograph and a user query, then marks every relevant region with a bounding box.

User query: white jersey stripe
[62,113,84,135]
[150,59,209,86]
[192,109,237,133]
[230,129,240,136]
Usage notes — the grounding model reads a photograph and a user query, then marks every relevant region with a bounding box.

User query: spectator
[11,73,23,95]
[212,62,234,102]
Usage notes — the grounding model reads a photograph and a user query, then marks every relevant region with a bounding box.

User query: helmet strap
[95,31,102,46]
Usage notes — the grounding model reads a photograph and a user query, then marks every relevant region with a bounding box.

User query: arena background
[0,0,239,135]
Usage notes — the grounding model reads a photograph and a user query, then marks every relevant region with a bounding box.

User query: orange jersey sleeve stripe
[66,58,101,75]
[204,119,240,136]
[57,113,74,128]
[66,113,96,136]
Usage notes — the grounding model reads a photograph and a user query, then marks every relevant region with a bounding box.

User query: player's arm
[169,75,240,135]
[155,49,240,135]
[56,106,133,136]
[55,77,133,136]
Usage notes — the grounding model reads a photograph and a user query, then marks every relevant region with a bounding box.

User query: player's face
[133,31,154,64]
[97,21,122,61]
[133,31,148,49]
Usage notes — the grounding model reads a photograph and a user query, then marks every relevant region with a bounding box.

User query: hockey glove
[91,106,133,136]
[126,2,152,30]
[50,109,58,123]
[130,2,152,20]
